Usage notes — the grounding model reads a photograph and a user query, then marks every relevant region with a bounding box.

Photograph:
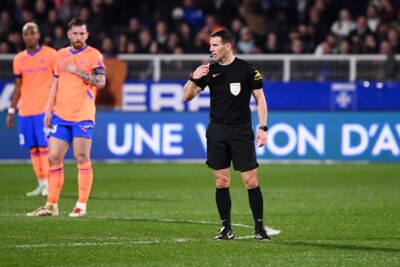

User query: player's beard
[72,41,84,50]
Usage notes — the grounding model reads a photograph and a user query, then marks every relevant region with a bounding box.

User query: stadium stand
[0,0,399,56]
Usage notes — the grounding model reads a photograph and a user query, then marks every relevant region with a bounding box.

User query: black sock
[215,188,231,228]
[248,186,264,228]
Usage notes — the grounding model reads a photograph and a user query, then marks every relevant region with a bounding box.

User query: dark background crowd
[0,0,400,56]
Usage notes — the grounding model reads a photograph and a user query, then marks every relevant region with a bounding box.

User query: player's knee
[48,154,63,166]
[74,152,90,165]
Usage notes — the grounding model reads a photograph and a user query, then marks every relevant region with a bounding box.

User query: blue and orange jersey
[53,44,105,122]
[13,45,57,116]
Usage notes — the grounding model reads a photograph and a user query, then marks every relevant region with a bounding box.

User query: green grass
[0,163,399,266]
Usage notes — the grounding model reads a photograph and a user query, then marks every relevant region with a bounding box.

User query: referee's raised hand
[192,63,210,79]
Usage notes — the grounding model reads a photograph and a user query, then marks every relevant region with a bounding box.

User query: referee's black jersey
[193,57,263,124]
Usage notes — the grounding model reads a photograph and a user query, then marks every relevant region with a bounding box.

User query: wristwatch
[7,107,16,114]
[258,125,268,132]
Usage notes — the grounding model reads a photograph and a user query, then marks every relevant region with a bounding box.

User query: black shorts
[206,122,259,172]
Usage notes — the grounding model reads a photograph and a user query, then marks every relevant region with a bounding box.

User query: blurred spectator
[376,23,390,43]
[90,0,107,34]
[79,7,91,30]
[314,41,332,55]
[289,38,305,54]
[101,36,116,57]
[126,17,141,44]
[379,40,397,80]
[11,0,27,26]
[40,9,60,37]
[239,0,267,38]
[0,41,11,53]
[366,4,380,32]
[387,27,400,53]
[192,31,209,53]
[0,11,13,36]
[380,0,398,24]
[294,0,308,24]
[380,40,392,54]
[364,34,378,54]
[180,0,205,30]
[338,39,351,54]
[117,34,128,54]
[331,9,355,39]
[179,22,196,53]
[34,0,49,25]
[126,41,137,54]
[154,21,169,53]
[270,9,292,45]
[349,16,372,53]
[58,0,79,23]
[198,14,224,46]
[237,27,257,54]
[21,9,34,25]
[166,32,181,54]
[263,32,282,54]
[52,25,68,49]
[230,18,245,42]
[7,31,23,52]
[137,29,154,54]
[306,7,329,49]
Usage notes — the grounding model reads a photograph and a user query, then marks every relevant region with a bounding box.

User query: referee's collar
[219,57,236,66]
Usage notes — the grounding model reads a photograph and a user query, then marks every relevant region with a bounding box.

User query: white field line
[6,238,192,249]
[0,213,282,233]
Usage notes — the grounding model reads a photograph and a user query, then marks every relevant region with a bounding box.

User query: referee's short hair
[210,29,235,47]
[68,17,86,30]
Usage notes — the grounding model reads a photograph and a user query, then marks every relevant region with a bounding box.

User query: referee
[183,29,270,240]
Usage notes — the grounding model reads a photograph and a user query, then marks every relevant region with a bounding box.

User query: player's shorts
[48,113,94,144]
[19,113,49,148]
[206,122,259,172]
[18,113,49,148]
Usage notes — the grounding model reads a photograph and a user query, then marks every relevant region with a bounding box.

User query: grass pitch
[0,163,399,266]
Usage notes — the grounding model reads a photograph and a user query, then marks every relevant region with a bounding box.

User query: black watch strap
[259,125,268,132]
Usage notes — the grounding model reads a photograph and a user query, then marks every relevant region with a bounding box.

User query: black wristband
[189,73,201,83]
[258,125,268,132]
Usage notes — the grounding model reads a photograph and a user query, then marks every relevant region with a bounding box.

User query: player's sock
[47,164,64,204]
[45,202,58,209]
[77,162,93,203]
[247,186,264,228]
[38,147,49,181]
[215,187,231,228]
[30,147,44,182]
[38,178,48,187]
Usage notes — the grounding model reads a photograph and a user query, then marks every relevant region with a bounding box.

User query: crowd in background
[0,0,400,56]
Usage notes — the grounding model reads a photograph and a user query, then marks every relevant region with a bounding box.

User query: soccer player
[183,29,270,240]
[27,17,106,217]
[7,22,57,196]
